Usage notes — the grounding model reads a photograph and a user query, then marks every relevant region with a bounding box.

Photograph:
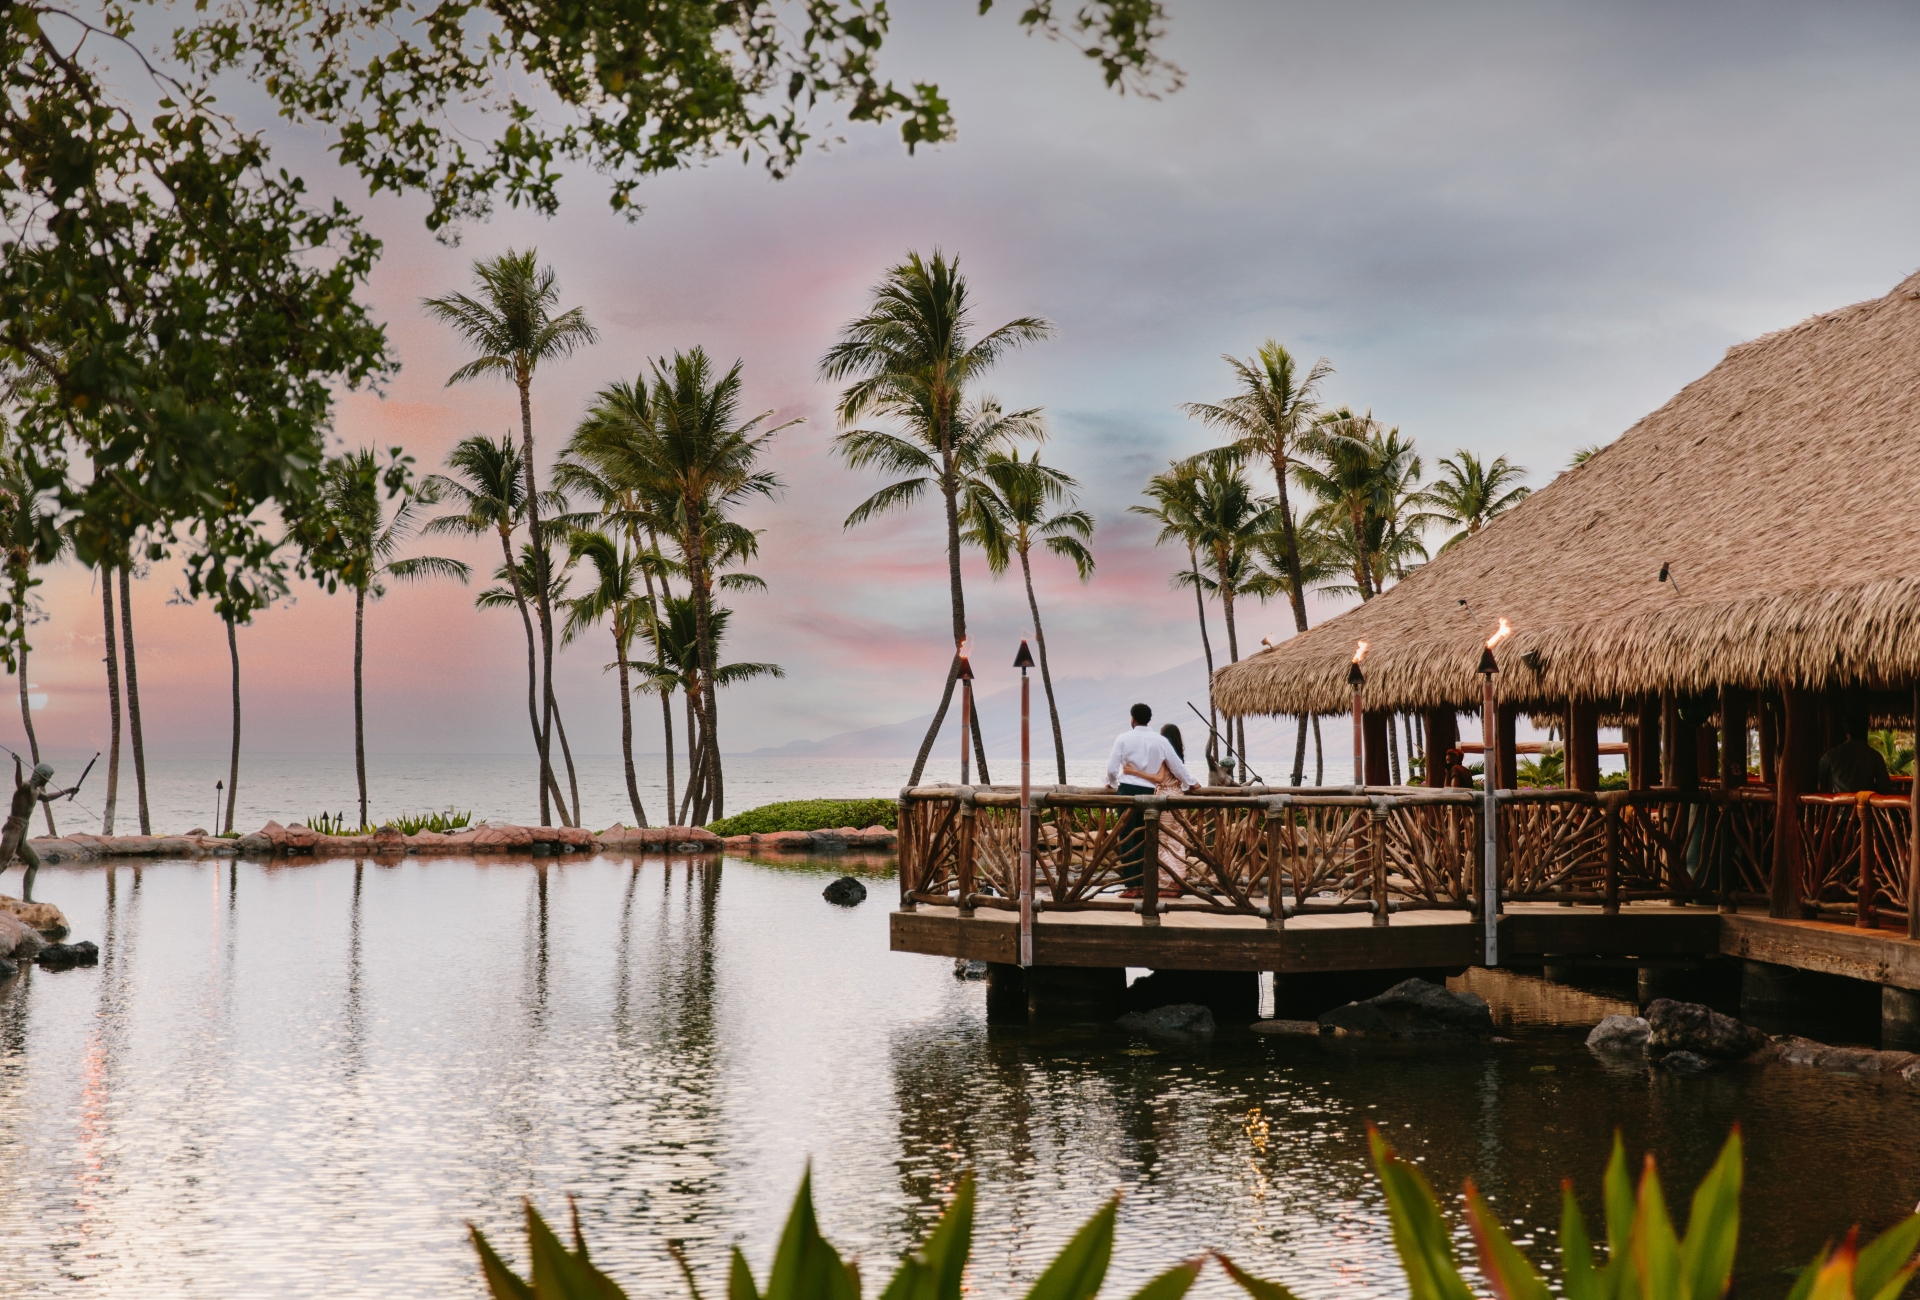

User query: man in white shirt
[1106,703,1199,894]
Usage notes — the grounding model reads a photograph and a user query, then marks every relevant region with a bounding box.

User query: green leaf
[1464,1182,1551,1300]
[1630,1157,1680,1300]
[1127,1259,1204,1300]
[729,1248,762,1300]
[765,1168,859,1300]
[1214,1253,1306,1300]
[1368,1126,1477,1300]
[880,1175,976,1300]
[1602,1134,1638,1300]
[1023,1195,1117,1300]
[525,1199,628,1299]
[1783,1247,1832,1300]
[469,1223,536,1300]
[1557,1181,1601,1300]
[1810,1238,1860,1300]
[1857,1217,1920,1300]
[1678,1129,1742,1300]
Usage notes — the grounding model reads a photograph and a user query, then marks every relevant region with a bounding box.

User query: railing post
[957,789,976,913]
[1857,790,1875,930]
[1265,799,1286,930]
[1369,799,1390,927]
[1602,795,1621,916]
[1139,801,1161,927]
[899,790,916,911]
[1482,789,1500,963]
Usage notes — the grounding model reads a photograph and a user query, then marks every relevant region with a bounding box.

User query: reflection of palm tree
[322,449,471,826]
[561,529,650,827]
[423,251,597,828]
[1425,450,1531,551]
[822,251,1053,786]
[960,446,1094,785]
[423,435,574,822]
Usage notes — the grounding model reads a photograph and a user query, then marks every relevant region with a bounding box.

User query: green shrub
[305,809,472,836]
[471,1127,1920,1299]
[707,799,896,836]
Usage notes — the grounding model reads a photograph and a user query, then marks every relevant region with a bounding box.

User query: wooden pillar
[1758,694,1778,785]
[1696,716,1719,784]
[1568,699,1601,792]
[1635,697,1663,789]
[1721,688,1751,788]
[1626,720,1644,790]
[1770,686,1817,919]
[1363,710,1392,786]
[1424,709,1458,790]
[1669,694,1699,793]
[1496,701,1519,791]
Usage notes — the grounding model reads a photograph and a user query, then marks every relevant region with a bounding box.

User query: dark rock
[953,959,989,981]
[822,876,868,907]
[1657,1050,1714,1074]
[35,941,98,969]
[1116,1003,1216,1037]
[0,958,16,980]
[1585,1015,1651,1053]
[1817,1046,1891,1074]
[1645,999,1769,1061]
[1250,1019,1323,1036]
[1320,978,1493,1040]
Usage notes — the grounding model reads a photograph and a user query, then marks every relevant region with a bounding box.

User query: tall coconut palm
[422,434,573,822]
[1248,518,1342,786]
[643,348,791,823]
[561,528,650,827]
[98,561,121,832]
[960,443,1095,784]
[423,250,597,827]
[1296,412,1434,600]
[641,593,784,781]
[1183,451,1275,781]
[1425,450,1531,551]
[476,538,589,825]
[1132,463,1222,770]
[323,448,472,827]
[821,250,1053,787]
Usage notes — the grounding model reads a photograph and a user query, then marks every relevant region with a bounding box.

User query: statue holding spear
[0,755,90,902]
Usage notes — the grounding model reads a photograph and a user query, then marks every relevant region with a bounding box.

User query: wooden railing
[898,782,1915,931]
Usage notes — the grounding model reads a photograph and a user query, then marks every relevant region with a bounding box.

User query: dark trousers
[1116,782,1154,888]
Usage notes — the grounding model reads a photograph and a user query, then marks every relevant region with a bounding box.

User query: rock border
[719,826,897,853]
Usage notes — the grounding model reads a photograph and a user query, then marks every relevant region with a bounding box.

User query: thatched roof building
[1213,269,1920,722]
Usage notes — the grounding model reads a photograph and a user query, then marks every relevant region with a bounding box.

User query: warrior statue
[1,758,77,902]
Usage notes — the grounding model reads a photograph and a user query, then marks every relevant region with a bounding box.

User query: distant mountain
[747,657,1327,776]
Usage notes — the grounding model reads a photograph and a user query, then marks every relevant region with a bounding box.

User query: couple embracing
[1104,703,1199,899]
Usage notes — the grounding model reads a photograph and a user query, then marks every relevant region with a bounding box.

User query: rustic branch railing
[898,782,1913,930]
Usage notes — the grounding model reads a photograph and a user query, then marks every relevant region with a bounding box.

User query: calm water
[0,853,1914,1298]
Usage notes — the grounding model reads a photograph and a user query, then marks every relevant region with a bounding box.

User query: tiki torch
[1014,638,1036,967]
[1349,640,1369,787]
[1479,617,1511,964]
[957,639,974,786]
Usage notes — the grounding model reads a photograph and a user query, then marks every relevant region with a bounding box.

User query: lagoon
[0,852,1914,1297]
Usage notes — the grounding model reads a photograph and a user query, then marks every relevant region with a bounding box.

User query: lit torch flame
[958,637,972,661]
[1352,639,1369,665]
[1486,618,1512,650]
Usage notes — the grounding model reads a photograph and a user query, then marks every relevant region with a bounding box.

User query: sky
[13,0,1920,767]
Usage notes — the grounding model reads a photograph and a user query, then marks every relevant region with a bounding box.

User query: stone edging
[718,826,897,853]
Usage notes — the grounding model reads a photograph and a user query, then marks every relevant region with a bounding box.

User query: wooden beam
[1722,913,1920,991]
[1633,698,1662,789]
[1497,701,1519,790]
[1363,710,1392,786]
[1668,693,1699,792]
[1721,688,1751,788]
[1771,686,1817,919]
[1424,709,1458,790]
[1569,699,1601,792]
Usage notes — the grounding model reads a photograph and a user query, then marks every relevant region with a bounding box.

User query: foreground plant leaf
[1024,1194,1118,1300]
[1367,1125,1475,1300]
[879,1174,975,1300]
[764,1167,859,1300]
[1677,1129,1742,1300]
[1463,1180,1550,1300]
[1214,1252,1306,1300]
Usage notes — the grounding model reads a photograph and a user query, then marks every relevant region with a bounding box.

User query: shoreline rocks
[1587,998,1920,1082]
[721,826,897,854]
[1320,978,1494,1040]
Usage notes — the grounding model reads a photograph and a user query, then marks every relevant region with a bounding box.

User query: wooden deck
[892,903,1920,988]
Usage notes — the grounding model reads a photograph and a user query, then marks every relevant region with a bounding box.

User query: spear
[65,752,99,799]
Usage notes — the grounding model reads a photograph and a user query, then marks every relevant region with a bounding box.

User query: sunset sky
[13,0,1920,764]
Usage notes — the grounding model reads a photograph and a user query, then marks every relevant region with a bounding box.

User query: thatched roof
[1214,269,1920,718]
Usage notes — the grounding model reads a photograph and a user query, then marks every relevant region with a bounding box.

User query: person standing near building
[1106,704,1198,897]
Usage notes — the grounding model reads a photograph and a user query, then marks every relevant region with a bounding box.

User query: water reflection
[0,857,1908,1297]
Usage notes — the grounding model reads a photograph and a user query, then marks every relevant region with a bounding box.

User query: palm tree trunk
[908,659,962,787]
[615,620,646,827]
[1188,547,1217,771]
[100,567,121,834]
[550,695,582,827]
[1018,549,1068,784]
[118,566,150,834]
[499,529,552,826]
[1312,715,1324,786]
[515,374,563,824]
[932,416,988,786]
[638,533,674,822]
[1221,581,1243,782]
[1290,714,1307,788]
[660,689,676,824]
[679,684,703,825]
[1387,711,1401,785]
[13,605,53,836]
[1270,450,1311,635]
[353,585,368,827]
[683,501,725,822]
[225,615,241,834]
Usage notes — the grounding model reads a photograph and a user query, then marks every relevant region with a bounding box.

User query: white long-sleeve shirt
[1105,726,1198,790]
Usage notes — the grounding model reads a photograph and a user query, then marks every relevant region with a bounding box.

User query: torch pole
[959,669,972,787]
[1481,668,1500,965]
[1020,662,1033,968]
[1352,685,1365,787]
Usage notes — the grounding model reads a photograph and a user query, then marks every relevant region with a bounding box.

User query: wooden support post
[1758,695,1778,785]
[1664,691,1695,791]
[1640,697,1665,788]
[1569,699,1601,792]
[1363,710,1392,786]
[1696,717,1718,784]
[1603,797,1622,916]
[1265,805,1286,929]
[1496,701,1519,791]
[1140,805,1160,926]
[1369,804,1389,927]
[1424,709,1458,790]
[957,797,976,911]
[898,794,915,910]
[1721,688,1750,788]
[1856,791,1875,930]
[1771,686,1815,919]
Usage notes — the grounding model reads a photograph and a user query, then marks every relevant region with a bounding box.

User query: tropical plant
[1425,450,1531,551]
[1247,520,1344,785]
[470,1127,1920,1300]
[1570,444,1605,468]
[477,539,590,825]
[1514,746,1567,789]
[322,448,472,827]
[961,445,1095,785]
[1294,412,1433,600]
[561,528,652,827]
[423,251,597,828]
[1132,463,1223,774]
[1871,729,1915,777]
[822,251,1053,787]
[422,435,576,825]
[706,799,898,836]
[641,592,784,824]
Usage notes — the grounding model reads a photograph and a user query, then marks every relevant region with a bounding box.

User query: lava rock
[822,876,868,907]
[1320,978,1493,1039]
[1250,1019,1322,1036]
[953,959,989,981]
[1657,1050,1714,1074]
[1585,1015,1651,1053]
[1644,999,1769,1062]
[0,958,16,979]
[35,941,98,969]
[1116,1003,1216,1037]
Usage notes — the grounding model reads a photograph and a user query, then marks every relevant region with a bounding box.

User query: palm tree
[1296,412,1434,600]
[1425,450,1531,551]
[1183,452,1275,781]
[421,434,573,822]
[821,250,1053,787]
[642,593,784,803]
[561,528,650,827]
[1132,463,1222,772]
[1248,518,1342,786]
[476,538,590,825]
[323,449,472,827]
[643,348,791,823]
[960,443,1095,784]
[423,250,597,827]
